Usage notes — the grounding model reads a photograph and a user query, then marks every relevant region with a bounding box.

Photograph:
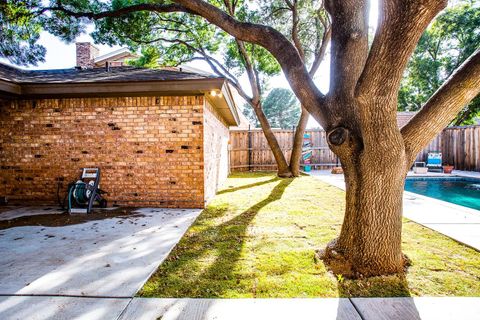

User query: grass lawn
[140,172,480,298]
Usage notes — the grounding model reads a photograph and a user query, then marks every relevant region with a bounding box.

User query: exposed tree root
[277,171,294,178]
[315,239,412,279]
[315,239,355,278]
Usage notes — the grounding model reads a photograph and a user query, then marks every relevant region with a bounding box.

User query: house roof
[0,63,217,84]
[397,111,417,128]
[93,48,138,66]
[0,62,239,126]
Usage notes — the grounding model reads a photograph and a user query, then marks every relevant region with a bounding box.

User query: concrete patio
[0,207,201,297]
[0,206,202,319]
[310,170,480,251]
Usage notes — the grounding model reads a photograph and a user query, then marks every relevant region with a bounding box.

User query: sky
[8,0,380,129]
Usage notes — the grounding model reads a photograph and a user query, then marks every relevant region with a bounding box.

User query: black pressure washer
[65,168,108,214]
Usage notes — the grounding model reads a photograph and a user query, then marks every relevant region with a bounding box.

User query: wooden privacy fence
[229,125,480,172]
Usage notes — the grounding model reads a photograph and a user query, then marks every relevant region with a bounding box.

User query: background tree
[241,102,259,128]
[243,88,301,129]
[260,0,331,175]
[1,0,479,277]
[399,1,480,125]
[126,46,161,68]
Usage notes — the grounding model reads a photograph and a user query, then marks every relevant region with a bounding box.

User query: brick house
[76,42,139,68]
[0,61,239,208]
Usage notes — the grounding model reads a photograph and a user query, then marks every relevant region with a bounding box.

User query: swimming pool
[405,177,480,211]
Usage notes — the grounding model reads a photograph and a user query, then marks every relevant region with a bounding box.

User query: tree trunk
[319,146,408,277]
[289,106,309,176]
[317,94,410,277]
[252,102,293,177]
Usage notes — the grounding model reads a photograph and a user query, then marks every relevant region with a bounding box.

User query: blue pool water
[405,177,480,211]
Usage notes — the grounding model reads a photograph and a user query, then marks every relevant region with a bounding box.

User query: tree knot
[328,127,348,146]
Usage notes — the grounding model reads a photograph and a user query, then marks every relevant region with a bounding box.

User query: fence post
[248,125,252,171]
[292,125,296,165]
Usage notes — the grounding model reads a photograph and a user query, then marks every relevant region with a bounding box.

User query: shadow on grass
[217,177,278,195]
[140,177,293,298]
[228,171,275,178]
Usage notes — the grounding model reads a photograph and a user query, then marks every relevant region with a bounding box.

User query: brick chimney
[76,42,99,68]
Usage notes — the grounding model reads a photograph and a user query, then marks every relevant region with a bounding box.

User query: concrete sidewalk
[309,170,480,251]
[119,297,480,320]
[1,296,480,320]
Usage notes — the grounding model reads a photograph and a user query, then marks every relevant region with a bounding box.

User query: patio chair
[426,152,443,172]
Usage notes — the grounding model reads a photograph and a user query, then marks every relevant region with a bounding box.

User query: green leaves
[399,1,480,125]
[0,0,45,65]
[95,8,225,67]
[126,46,160,68]
[224,39,280,78]
[262,88,300,129]
[244,88,300,129]
[0,0,104,65]
[258,0,328,68]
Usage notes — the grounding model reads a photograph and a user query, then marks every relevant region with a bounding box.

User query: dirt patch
[0,207,146,230]
[0,206,21,214]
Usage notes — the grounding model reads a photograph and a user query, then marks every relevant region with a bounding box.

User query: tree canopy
[398,1,480,125]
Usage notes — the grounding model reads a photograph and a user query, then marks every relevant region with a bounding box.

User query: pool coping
[308,170,480,252]
[406,175,480,181]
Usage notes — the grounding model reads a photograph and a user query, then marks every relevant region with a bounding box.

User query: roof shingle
[0,63,218,84]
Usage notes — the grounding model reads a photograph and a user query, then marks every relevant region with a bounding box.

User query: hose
[73,182,88,203]
[68,184,74,212]
[58,181,75,210]
[57,181,63,209]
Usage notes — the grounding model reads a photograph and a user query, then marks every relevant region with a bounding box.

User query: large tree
[399,1,480,126]
[2,0,479,277]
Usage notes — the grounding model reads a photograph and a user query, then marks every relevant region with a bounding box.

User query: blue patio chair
[426,152,443,172]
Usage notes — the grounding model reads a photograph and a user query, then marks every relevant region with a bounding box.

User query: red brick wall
[203,100,230,203]
[76,42,99,68]
[0,96,205,208]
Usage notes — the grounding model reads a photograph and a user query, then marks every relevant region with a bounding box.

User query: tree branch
[309,26,331,77]
[39,3,190,19]
[235,40,261,104]
[356,0,447,100]
[167,1,323,124]
[199,54,242,88]
[401,49,480,161]
[290,1,305,61]
[199,56,252,104]
[326,0,369,97]
[288,2,330,77]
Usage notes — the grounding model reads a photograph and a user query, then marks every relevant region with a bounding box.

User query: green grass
[139,172,480,298]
